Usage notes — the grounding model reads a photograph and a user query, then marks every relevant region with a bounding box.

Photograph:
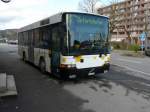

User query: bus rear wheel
[39,59,46,73]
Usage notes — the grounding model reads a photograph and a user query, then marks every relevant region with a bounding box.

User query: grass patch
[121,51,145,58]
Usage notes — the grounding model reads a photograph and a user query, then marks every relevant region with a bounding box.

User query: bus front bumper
[60,63,110,78]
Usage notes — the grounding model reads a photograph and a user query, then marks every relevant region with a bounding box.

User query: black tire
[39,59,46,73]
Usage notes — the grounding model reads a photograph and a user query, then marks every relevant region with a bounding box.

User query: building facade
[98,0,150,44]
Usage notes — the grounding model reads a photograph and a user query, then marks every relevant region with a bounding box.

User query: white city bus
[18,12,110,78]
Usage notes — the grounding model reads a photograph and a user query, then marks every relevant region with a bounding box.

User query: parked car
[7,40,18,45]
[145,37,150,56]
[145,46,150,56]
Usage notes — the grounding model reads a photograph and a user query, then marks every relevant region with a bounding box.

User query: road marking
[112,64,150,77]
[118,59,142,64]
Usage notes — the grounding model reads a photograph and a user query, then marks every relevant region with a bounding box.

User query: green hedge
[111,42,128,50]
[111,42,140,52]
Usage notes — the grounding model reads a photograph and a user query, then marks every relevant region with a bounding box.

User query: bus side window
[18,33,21,45]
[39,26,51,49]
[60,25,67,51]
[52,27,61,51]
[34,28,40,48]
[28,30,33,46]
[43,27,51,49]
[21,32,24,45]
[24,31,28,46]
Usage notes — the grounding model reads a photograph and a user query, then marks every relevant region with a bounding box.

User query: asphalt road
[111,51,150,77]
[0,44,150,112]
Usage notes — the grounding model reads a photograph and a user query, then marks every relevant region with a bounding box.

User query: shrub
[111,42,127,50]
[111,42,120,49]
[120,42,128,50]
[128,44,140,53]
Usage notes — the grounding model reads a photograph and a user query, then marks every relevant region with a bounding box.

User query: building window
[119,32,125,34]
[141,4,145,7]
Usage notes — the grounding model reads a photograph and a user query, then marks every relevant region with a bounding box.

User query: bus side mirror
[1,0,11,3]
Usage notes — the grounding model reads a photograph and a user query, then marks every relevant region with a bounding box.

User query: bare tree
[104,0,121,41]
[109,1,119,34]
[144,4,150,36]
[108,0,134,44]
[78,0,99,13]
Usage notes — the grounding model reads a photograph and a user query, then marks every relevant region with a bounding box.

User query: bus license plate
[69,75,76,79]
[88,72,95,76]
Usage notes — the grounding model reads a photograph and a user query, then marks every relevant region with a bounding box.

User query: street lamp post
[1,0,11,3]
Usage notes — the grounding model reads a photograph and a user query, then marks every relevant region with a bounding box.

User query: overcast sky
[0,0,111,30]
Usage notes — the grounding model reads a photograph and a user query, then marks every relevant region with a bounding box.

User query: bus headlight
[107,56,111,61]
[60,64,76,68]
[67,64,76,68]
[101,54,105,60]
[105,55,111,63]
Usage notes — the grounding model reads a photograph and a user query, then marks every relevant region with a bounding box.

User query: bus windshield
[67,13,109,55]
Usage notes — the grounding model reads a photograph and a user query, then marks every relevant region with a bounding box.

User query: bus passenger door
[51,27,61,74]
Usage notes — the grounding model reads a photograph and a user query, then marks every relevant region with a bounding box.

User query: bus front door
[51,28,61,75]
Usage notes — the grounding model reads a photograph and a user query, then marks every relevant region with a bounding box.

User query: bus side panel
[44,49,51,73]
[34,48,40,66]
[34,48,51,73]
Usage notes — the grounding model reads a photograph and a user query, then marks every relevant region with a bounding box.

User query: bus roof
[18,12,108,32]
